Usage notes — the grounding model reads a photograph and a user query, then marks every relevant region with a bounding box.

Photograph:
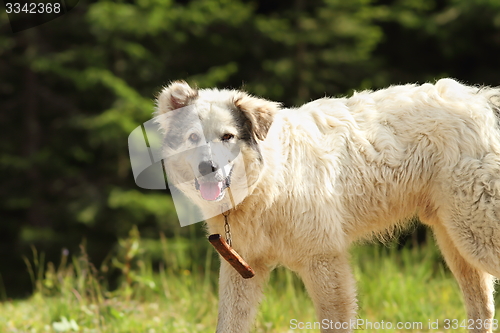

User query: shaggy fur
[156,78,500,333]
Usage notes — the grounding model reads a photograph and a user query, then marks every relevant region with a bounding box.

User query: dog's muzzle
[194,160,233,201]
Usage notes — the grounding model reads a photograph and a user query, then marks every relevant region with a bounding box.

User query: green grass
[0,228,498,333]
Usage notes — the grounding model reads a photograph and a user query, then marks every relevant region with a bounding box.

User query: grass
[0,227,498,333]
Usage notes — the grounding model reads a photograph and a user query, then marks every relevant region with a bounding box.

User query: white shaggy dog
[156,78,500,333]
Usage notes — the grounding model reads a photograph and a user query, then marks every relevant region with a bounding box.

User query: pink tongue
[199,182,223,201]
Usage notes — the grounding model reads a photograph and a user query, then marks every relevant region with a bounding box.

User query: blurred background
[1,0,500,299]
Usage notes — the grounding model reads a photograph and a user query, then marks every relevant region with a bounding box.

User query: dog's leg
[216,259,270,333]
[433,223,496,333]
[297,253,357,333]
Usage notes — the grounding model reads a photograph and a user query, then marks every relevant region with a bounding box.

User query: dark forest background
[1,0,500,298]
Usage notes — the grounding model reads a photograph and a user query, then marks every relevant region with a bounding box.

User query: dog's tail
[491,94,500,128]
[479,86,500,128]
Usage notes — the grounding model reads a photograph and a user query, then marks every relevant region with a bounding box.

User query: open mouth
[194,167,233,201]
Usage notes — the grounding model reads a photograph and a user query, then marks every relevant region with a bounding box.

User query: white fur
[157,79,500,333]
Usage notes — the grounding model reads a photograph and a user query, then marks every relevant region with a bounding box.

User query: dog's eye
[221,134,234,142]
[188,133,200,142]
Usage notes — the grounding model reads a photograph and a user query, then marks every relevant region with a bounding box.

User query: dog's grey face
[164,102,242,202]
[156,81,279,206]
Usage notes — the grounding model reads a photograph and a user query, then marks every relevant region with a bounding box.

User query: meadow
[1,227,498,333]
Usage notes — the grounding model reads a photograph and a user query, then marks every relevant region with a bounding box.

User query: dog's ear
[156,81,198,114]
[234,93,280,141]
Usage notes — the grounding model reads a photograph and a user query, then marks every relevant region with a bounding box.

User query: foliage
[1,0,500,296]
[1,233,498,332]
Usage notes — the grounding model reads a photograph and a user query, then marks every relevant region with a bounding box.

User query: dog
[155,79,500,333]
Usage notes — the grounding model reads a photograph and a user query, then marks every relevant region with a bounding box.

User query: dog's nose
[199,160,218,176]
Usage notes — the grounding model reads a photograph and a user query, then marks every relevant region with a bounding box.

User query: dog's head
[155,81,279,205]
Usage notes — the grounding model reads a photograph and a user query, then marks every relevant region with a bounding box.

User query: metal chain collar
[222,207,232,247]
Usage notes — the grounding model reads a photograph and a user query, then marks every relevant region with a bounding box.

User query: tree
[1,0,499,297]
